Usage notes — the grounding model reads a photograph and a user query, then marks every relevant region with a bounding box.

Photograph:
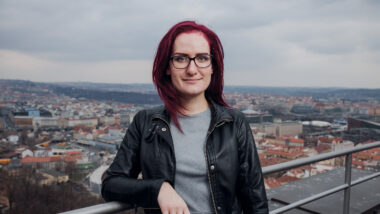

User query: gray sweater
[170,108,214,214]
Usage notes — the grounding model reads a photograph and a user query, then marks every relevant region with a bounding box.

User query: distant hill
[50,85,161,104]
[49,81,156,92]
[224,86,380,101]
[0,79,161,105]
[1,79,379,102]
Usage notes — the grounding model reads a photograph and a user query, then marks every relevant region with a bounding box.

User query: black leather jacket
[102,102,268,214]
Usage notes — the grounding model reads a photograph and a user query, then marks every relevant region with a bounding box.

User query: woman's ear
[166,68,171,75]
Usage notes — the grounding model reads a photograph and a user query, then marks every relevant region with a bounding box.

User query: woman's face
[167,31,213,99]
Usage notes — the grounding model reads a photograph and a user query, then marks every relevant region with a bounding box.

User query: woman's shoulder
[130,105,166,131]
[134,105,166,119]
[212,103,246,121]
[225,106,245,116]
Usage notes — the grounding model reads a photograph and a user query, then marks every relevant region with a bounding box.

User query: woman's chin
[179,90,206,99]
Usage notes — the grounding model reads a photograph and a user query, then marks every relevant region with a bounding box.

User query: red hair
[152,20,228,129]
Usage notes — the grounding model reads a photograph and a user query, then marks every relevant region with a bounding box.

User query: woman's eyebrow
[196,52,210,55]
[172,52,210,56]
[172,52,188,56]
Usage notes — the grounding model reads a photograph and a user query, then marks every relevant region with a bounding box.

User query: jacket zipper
[153,116,176,187]
[204,119,232,214]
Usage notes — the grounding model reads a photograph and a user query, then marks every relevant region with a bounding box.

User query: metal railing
[262,141,380,214]
[60,141,380,214]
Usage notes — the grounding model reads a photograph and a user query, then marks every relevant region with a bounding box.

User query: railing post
[343,153,352,214]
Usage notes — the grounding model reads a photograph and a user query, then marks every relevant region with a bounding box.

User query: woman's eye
[174,56,186,62]
[197,55,210,61]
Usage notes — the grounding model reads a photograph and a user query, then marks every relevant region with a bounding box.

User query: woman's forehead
[173,31,210,54]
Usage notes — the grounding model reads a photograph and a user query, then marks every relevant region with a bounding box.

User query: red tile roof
[21,156,61,163]
[352,160,366,166]
[264,149,304,159]
[259,157,289,167]
[66,151,81,155]
[372,155,380,161]
[109,125,120,129]
[63,156,80,163]
[318,137,343,144]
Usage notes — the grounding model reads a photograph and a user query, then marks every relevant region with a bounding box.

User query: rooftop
[21,156,61,163]
[267,167,380,213]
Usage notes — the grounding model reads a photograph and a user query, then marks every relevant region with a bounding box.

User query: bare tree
[1,166,106,214]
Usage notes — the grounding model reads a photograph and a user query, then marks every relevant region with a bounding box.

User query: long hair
[152,20,228,129]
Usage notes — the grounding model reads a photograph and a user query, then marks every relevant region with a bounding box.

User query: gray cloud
[0,0,379,88]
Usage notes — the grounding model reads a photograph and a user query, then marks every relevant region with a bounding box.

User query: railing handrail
[262,141,380,175]
[59,141,380,214]
[59,202,130,214]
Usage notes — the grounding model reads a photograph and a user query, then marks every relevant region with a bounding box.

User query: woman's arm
[101,110,165,208]
[236,115,269,213]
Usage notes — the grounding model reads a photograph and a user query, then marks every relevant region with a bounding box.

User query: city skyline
[0,0,379,88]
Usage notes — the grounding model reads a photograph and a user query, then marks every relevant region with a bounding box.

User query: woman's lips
[183,78,201,83]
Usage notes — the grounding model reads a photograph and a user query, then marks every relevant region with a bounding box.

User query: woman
[102,21,268,214]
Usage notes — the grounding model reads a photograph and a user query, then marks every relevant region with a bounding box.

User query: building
[264,149,306,160]
[40,170,69,185]
[347,118,380,132]
[24,108,40,117]
[49,149,83,156]
[108,126,122,136]
[57,118,69,128]
[276,122,303,136]
[7,135,19,143]
[267,136,305,147]
[290,105,314,114]
[254,123,277,136]
[89,165,109,194]
[119,113,130,126]
[15,148,33,158]
[369,107,380,116]
[67,118,98,127]
[33,117,59,128]
[253,122,303,137]
[21,156,62,170]
[99,116,116,126]
[13,116,33,128]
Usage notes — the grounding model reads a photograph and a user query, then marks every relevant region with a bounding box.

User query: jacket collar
[151,100,233,125]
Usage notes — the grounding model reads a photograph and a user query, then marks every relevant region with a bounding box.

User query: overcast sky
[0,0,379,88]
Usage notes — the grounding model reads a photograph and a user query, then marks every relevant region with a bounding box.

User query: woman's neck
[179,94,209,115]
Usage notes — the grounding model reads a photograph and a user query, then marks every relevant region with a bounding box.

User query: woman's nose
[186,60,198,75]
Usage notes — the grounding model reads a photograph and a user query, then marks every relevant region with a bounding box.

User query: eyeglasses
[170,54,212,69]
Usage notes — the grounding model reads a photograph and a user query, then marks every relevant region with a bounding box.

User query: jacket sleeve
[101,110,165,208]
[236,115,269,213]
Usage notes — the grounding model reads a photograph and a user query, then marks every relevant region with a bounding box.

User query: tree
[1,166,106,214]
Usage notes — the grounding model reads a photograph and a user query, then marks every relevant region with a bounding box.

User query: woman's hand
[157,182,190,214]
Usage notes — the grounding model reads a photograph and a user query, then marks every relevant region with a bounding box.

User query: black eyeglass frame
[170,54,213,69]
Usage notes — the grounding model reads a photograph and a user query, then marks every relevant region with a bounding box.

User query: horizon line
[0,78,379,90]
